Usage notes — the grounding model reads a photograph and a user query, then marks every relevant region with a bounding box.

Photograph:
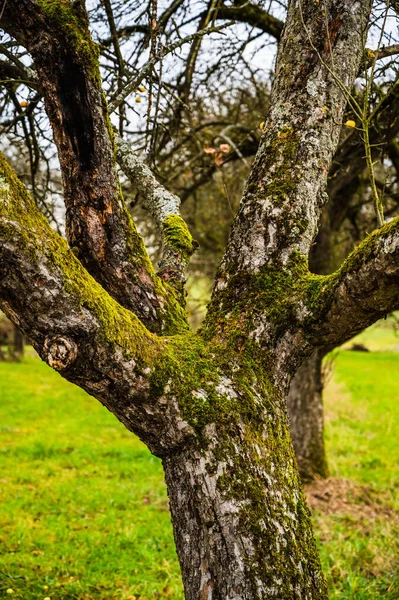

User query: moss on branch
[37,0,101,83]
[162,214,199,260]
[0,152,160,363]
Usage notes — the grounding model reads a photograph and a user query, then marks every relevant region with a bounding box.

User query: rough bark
[164,408,325,599]
[286,224,334,481]
[1,148,328,598]
[207,0,373,321]
[0,0,187,333]
[115,135,198,294]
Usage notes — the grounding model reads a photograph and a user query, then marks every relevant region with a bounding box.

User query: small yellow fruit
[259,121,265,130]
[135,97,142,103]
[6,590,14,595]
[43,585,49,590]
[345,120,356,128]
[19,101,28,108]
[139,86,146,92]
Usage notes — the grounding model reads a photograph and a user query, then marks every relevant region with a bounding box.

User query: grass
[0,324,398,599]
[0,356,182,600]
[315,333,399,598]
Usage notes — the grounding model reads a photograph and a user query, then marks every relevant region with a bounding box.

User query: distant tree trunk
[12,324,24,357]
[287,348,329,481]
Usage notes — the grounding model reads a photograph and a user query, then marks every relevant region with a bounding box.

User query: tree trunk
[163,380,327,599]
[12,324,24,357]
[287,349,329,481]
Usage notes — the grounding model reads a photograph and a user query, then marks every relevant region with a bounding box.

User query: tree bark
[0,0,188,334]
[286,216,334,481]
[163,377,327,599]
[287,349,329,481]
[3,1,396,599]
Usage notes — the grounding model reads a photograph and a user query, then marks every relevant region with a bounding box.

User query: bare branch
[365,43,399,66]
[108,21,234,114]
[115,134,198,291]
[216,2,284,39]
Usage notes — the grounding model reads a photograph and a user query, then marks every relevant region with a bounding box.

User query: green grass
[0,357,182,600]
[1,326,399,599]
[342,313,399,352]
[316,343,399,598]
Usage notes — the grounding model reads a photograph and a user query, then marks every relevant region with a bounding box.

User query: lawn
[0,356,181,599]
[0,331,398,599]
[314,349,399,599]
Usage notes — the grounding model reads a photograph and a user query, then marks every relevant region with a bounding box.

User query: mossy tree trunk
[3,0,399,599]
[163,392,325,599]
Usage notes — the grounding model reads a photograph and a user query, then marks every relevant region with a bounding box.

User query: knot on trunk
[44,335,78,370]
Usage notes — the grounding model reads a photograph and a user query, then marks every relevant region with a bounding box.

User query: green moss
[262,126,300,207]
[203,213,399,351]
[162,214,198,259]
[37,0,100,84]
[0,152,160,364]
[202,253,310,344]
[50,243,160,362]
[147,328,265,441]
[156,281,190,335]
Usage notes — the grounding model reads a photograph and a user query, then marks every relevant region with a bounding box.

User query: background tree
[1,0,399,598]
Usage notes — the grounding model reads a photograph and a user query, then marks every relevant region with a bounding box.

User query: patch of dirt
[305,477,398,521]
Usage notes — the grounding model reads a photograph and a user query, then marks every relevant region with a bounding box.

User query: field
[0,323,398,599]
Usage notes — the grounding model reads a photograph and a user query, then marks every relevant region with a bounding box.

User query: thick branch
[0,152,193,455]
[1,0,186,333]
[216,2,283,39]
[205,0,373,339]
[305,217,399,347]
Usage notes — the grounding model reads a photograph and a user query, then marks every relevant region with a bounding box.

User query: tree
[1,0,399,597]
